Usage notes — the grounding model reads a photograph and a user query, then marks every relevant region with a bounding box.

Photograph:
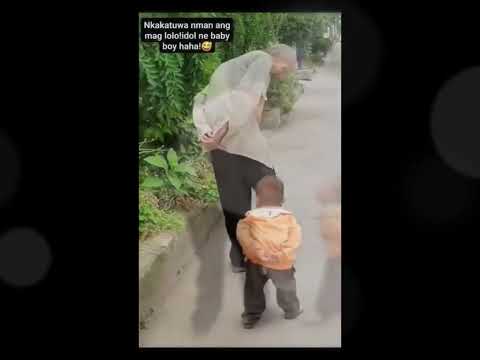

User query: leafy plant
[139,43,187,147]
[266,74,302,114]
[141,148,197,195]
[139,12,224,151]
[185,155,220,205]
[139,141,219,211]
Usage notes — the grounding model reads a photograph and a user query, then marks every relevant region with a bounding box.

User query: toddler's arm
[237,219,253,254]
[237,220,269,261]
[282,217,302,258]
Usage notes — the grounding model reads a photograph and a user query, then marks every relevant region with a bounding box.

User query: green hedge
[266,74,300,114]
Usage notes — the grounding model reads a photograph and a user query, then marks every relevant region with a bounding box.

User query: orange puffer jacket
[320,205,341,258]
[237,207,302,270]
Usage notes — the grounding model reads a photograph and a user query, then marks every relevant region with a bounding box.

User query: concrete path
[140,50,341,347]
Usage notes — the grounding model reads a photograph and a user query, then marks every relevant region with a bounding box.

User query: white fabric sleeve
[224,90,258,135]
[226,54,272,134]
[192,93,212,137]
[237,54,272,102]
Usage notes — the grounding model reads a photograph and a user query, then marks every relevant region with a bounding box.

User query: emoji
[201,41,213,52]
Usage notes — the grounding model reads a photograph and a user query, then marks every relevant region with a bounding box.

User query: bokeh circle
[0,228,52,287]
[431,66,480,178]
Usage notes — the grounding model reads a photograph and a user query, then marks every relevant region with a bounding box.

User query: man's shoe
[242,315,260,329]
[285,308,304,320]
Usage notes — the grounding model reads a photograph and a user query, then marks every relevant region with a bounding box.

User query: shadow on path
[316,257,341,322]
[190,215,226,336]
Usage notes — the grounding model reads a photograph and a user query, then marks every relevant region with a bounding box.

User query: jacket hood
[246,207,292,219]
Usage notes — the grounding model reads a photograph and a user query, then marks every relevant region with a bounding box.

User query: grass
[139,190,186,241]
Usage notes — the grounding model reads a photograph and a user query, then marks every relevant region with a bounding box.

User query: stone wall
[139,203,223,327]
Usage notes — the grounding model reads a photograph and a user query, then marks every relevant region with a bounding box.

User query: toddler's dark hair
[255,175,284,205]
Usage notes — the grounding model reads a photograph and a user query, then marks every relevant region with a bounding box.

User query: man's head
[255,175,285,207]
[265,44,297,80]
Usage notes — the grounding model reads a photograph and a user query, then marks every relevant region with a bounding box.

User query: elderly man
[193,44,297,272]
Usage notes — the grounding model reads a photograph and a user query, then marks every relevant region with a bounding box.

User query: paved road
[140,51,341,347]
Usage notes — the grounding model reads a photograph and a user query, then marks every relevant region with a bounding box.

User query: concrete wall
[139,203,223,327]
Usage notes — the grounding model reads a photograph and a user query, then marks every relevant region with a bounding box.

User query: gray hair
[265,44,297,64]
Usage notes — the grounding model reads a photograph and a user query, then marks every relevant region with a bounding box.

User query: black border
[4,0,480,353]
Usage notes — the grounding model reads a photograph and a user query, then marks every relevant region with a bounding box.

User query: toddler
[236,175,302,329]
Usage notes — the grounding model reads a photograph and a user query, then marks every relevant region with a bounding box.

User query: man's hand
[199,123,228,152]
[200,133,222,152]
